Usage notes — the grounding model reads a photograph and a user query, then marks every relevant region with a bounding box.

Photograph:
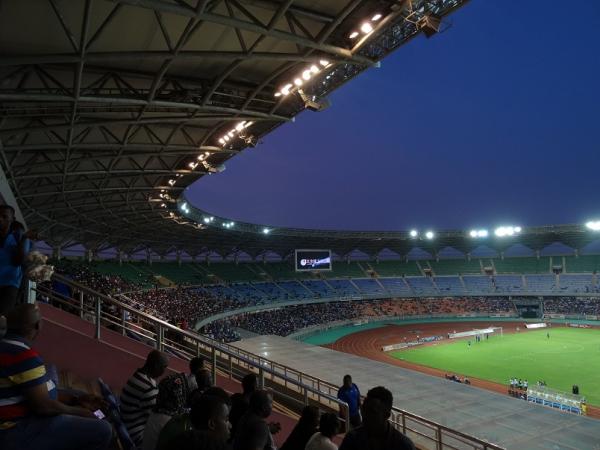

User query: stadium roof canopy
[12,0,593,260]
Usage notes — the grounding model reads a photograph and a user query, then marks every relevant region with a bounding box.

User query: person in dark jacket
[279,405,320,450]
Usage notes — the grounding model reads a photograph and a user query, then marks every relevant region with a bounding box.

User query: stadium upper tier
[0,0,469,255]
[66,254,600,298]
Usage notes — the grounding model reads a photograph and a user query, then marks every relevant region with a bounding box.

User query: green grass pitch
[389,328,600,405]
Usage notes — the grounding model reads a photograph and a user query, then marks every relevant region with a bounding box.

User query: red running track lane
[324,321,600,419]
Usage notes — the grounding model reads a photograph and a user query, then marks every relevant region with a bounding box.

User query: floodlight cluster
[202,216,215,224]
[218,121,253,146]
[469,229,489,238]
[262,228,271,234]
[179,202,190,214]
[222,221,235,229]
[494,226,522,237]
[348,13,383,39]
[408,229,434,240]
[274,60,331,98]
[586,221,600,231]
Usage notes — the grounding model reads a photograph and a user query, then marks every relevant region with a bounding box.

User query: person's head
[0,315,7,339]
[249,389,272,419]
[298,405,320,429]
[195,368,213,393]
[343,374,352,388]
[155,374,188,416]
[190,393,231,444]
[241,373,258,395]
[189,357,206,375]
[361,386,393,434]
[5,303,42,341]
[0,205,15,231]
[319,413,340,439]
[143,350,168,379]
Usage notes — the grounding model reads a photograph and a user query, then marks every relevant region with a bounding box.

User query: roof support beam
[108,0,373,65]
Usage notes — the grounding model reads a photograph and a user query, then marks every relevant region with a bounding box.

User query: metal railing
[33,274,504,450]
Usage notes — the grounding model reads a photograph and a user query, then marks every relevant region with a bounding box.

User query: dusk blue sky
[187,0,600,231]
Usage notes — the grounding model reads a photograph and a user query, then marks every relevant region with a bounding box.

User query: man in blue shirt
[0,205,32,314]
[337,374,361,429]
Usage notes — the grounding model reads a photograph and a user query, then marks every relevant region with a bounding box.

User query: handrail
[34,274,505,450]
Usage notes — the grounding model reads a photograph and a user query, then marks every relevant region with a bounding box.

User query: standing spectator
[305,413,340,450]
[339,386,415,450]
[0,304,112,450]
[337,375,361,429]
[229,373,258,438]
[233,390,277,450]
[0,314,6,338]
[0,205,32,313]
[187,357,212,392]
[120,350,168,446]
[279,405,319,450]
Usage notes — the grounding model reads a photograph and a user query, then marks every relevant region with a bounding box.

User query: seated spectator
[120,349,168,446]
[229,373,258,438]
[233,389,277,450]
[156,386,230,450]
[143,372,191,450]
[279,405,319,450]
[339,386,415,450]
[0,315,6,338]
[0,304,112,450]
[305,413,340,450]
[337,375,361,429]
[169,390,231,450]
[188,357,212,393]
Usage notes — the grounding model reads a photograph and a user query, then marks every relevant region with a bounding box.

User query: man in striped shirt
[120,349,168,446]
[0,304,112,450]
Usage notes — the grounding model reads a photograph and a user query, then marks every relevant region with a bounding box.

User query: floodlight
[514,226,522,233]
[168,179,176,186]
[281,84,292,95]
[319,60,329,67]
[188,162,197,169]
[372,13,382,21]
[218,138,225,145]
[224,135,230,141]
[361,22,373,33]
[469,230,478,238]
[310,65,319,74]
[302,70,311,80]
[244,121,253,128]
[349,31,359,39]
[235,122,245,131]
[294,78,303,86]
[262,228,270,234]
[410,230,418,238]
[203,217,210,224]
[495,226,519,237]
[228,131,234,137]
[478,230,489,238]
[586,221,600,231]
[274,92,282,97]
[425,231,434,240]
[160,203,166,208]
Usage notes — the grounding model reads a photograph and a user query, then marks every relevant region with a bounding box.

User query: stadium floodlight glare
[310,65,319,74]
[262,228,270,234]
[302,70,311,80]
[409,230,418,238]
[349,31,359,39]
[494,226,521,237]
[168,179,176,186]
[586,220,600,231]
[319,60,330,67]
[203,217,210,224]
[361,22,373,33]
[425,231,434,240]
[372,13,382,21]
[294,78,303,86]
[470,229,488,238]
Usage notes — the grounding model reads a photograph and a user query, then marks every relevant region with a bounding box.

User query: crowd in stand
[0,303,416,450]
[543,297,600,315]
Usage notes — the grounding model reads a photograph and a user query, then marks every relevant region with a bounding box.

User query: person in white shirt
[305,413,340,450]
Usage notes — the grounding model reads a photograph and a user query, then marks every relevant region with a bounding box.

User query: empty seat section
[330,262,366,278]
[558,274,596,293]
[302,280,336,298]
[352,278,386,295]
[204,263,262,282]
[493,275,523,293]
[405,277,438,296]
[327,279,360,296]
[434,276,465,295]
[525,274,556,292]
[379,278,413,296]
[564,255,600,273]
[371,260,421,277]
[494,257,550,274]
[462,275,493,293]
[252,282,290,301]
[430,259,481,275]
[277,281,313,299]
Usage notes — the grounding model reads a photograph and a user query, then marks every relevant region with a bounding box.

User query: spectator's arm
[23,383,94,418]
